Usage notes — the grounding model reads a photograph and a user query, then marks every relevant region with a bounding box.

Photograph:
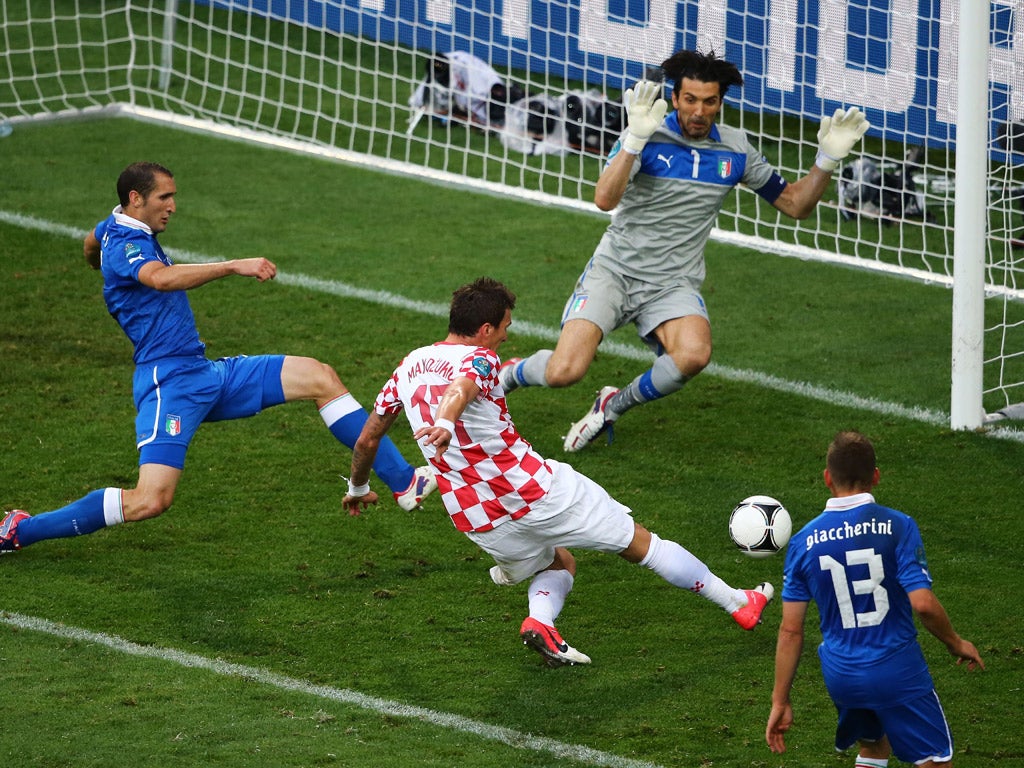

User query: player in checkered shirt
[343,277,774,667]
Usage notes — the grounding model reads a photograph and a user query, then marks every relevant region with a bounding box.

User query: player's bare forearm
[910,588,985,670]
[83,230,102,269]
[349,439,378,489]
[771,601,808,706]
[766,619,802,754]
[412,376,477,459]
[435,377,475,424]
[350,411,396,487]
[594,151,636,211]
[772,166,833,220]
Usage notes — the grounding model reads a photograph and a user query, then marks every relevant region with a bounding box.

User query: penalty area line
[0,611,664,768]
[3,210,1023,442]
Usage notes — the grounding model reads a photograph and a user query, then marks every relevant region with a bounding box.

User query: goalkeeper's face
[671,78,723,140]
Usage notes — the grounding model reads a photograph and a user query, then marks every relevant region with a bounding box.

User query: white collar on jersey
[824,492,875,511]
[111,205,154,235]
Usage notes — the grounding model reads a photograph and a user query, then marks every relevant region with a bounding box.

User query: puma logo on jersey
[657,153,674,168]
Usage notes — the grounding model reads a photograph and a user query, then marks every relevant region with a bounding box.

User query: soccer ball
[729,495,792,559]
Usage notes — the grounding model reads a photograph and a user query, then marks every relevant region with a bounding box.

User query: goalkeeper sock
[608,355,689,418]
[320,394,414,494]
[15,488,123,546]
[510,350,553,388]
[526,568,574,625]
[640,534,746,611]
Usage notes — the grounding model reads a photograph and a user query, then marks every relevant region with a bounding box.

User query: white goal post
[1,0,1022,429]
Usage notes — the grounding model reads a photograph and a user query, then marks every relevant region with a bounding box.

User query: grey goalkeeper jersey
[596,110,785,288]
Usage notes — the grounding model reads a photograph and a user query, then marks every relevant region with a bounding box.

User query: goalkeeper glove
[815,106,871,172]
[622,80,668,155]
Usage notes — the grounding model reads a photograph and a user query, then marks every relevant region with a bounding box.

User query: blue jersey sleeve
[895,514,934,593]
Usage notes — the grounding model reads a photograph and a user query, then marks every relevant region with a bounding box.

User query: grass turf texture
[1,119,1022,766]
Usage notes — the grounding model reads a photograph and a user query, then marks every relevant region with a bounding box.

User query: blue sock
[320,395,415,494]
[17,489,115,547]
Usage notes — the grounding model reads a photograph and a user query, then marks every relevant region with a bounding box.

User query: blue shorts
[834,689,954,764]
[133,355,286,469]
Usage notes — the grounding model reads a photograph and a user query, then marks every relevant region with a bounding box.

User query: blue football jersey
[96,211,205,364]
[783,493,935,702]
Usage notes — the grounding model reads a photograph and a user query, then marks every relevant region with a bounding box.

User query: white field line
[0,611,664,768]
[4,209,1024,444]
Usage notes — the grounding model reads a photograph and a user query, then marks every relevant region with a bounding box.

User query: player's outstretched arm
[138,257,277,291]
[771,106,872,219]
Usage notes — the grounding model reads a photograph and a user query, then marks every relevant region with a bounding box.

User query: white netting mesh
[2,0,1023,420]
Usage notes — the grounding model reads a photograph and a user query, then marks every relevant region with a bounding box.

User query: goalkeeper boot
[731,582,775,630]
[394,467,438,511]
[498,357,523,393]
[0,510,30,554]
[520,617,591,667]
[563,386,619,452]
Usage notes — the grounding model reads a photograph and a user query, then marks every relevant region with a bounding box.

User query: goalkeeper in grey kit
[499,49,871,452]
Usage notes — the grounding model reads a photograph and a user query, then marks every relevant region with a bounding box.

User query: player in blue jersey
[498,50,871,451]
[0,161,435,555]
[765,431,984,767]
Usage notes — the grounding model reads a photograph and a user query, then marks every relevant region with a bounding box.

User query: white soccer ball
[729,495,792,559]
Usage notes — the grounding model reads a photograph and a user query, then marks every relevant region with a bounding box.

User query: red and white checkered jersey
[374,342,552,532]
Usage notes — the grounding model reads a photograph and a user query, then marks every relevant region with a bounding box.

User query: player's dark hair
[659,50,743,99]
[117,162,173,208]
[449,277,516,336]
[826,431,877,490]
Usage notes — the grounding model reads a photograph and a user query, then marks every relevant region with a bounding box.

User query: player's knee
[544,357,588,388]
[303,358,346,397]
[671,346,711,377]
[123,491,174,522]
[551,547,577,575]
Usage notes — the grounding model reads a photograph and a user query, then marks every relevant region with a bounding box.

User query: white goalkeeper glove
[622,80,668,155]
[815,106,871,172]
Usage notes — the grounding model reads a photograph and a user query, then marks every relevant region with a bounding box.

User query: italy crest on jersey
[165,414,182,436]
[717,159,732,178]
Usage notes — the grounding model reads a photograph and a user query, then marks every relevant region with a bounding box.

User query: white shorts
[467,459,636,586]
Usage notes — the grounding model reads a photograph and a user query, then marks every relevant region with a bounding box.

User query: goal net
[2,0,1022,427]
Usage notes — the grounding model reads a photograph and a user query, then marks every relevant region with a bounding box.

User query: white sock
[526,569,573,626]
[103,487,125,526]
[318,392,361,426]
[855,757,888,768]
[640,533,747,612]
